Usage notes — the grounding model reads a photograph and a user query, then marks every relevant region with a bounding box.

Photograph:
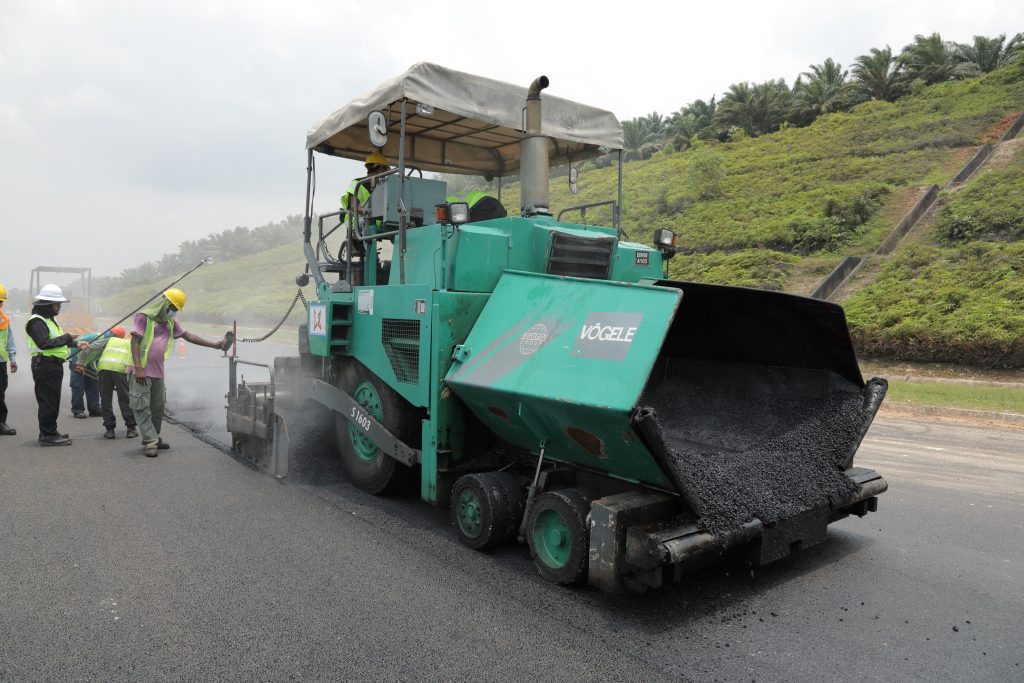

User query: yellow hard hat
[164,288,186,311]
[0,284,6,301]
[364,150,389,167]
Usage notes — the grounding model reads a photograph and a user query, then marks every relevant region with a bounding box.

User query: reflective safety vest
[341,179,372,209]
[0,310,9,363]
[96,337,133,374]
[26,314,68,360]
[139,317,175,369]
[447,191,488,208]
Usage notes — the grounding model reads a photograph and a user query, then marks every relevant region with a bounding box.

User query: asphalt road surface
[1,333,1022,681]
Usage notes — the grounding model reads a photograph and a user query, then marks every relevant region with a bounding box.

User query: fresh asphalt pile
[641,363,871,538]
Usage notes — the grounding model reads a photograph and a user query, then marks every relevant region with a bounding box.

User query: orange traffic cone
[176,339,187,358]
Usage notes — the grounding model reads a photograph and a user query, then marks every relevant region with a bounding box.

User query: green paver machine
[226,63,888,591]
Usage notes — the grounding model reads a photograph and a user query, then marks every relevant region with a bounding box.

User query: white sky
[1,0,1022,286]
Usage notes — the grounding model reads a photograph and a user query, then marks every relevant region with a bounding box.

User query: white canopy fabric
[306,62,623,177]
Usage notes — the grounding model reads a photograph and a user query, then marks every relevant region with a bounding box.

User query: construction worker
[68,331,101,418]
[74,326,137,439]
[341,149,391,211]
[128,288,227,457]
[0,283,17,436]
[446,190,508,221]
[25,284,77,446]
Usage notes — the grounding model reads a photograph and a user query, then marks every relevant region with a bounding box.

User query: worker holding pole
[74,326,137,439]
[128,288,227,458]
[0,283,17,436]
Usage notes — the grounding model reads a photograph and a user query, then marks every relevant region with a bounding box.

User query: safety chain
[237,289,309,343]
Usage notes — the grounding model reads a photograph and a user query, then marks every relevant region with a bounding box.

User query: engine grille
[547,231,615,279]
[382,318,420,384]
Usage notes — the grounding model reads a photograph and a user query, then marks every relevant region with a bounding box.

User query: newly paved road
[1,333,1021,681]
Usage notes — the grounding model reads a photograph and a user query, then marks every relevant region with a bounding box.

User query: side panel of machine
[349,284,433,408]
[445,271,680,489]
[421,290,491,503]
[609,241,663,282]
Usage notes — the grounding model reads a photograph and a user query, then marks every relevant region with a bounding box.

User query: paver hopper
[226,64,887,591]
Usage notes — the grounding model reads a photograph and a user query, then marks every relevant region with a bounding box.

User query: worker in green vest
[339,150,392,284]
[446,190,507,221]
[0,283,17,436]
[341,149,390,211]
[74,326,137,439]
[128,288,228,458]
[25,283,78,446]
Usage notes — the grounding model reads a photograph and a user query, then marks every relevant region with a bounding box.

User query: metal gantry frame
[29,266,92,312]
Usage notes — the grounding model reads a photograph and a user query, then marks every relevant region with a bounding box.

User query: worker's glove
[221,331,235,353]
[9,362,16,373]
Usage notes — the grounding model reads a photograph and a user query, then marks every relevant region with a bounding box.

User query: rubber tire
[526,488,592,586]
[334,360,419,495]
[450,472,525,550]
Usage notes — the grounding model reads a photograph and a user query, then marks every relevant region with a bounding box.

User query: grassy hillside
[843,143,1024,367]
[100,241,313,328]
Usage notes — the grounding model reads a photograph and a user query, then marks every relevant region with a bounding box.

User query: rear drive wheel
[526,489,591,585]
[450,472,525,550]
[334,361,418,494]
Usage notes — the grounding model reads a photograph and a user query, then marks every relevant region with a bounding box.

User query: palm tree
[668,97,718,148]
[852,46,905,101]
[954,33,1024,76]
[901,33,957,84]
[622,113,665,160]
[792,58,851,123]
[716,79,791,137]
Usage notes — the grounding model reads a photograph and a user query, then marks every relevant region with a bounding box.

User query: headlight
[449,202,471,225]
[653,228,676,249]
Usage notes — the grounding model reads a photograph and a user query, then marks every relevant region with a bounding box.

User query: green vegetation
[935,149,1024,241]
[100,241,312,326]
[844,241,1024,366]
[887,380,1024,413]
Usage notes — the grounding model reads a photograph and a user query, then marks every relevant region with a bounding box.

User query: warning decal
[309,303,327,337]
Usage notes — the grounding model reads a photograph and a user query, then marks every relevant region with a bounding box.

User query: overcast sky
[2,0,1022,289]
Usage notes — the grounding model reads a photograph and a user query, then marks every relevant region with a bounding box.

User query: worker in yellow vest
[74,326,137,439]
[341,149,390,212]
[128,288,227,458]
[0,283,17,436]
[25,284,78,446]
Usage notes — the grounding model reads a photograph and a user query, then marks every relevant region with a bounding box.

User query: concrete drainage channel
[811,111,1024,302]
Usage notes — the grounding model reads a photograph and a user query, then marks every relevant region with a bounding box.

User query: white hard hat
[35,283,69,303]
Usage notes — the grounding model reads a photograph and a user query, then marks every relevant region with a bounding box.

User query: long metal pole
[617,150,624,233]
[87,258,212,342]
[398,99,408,285]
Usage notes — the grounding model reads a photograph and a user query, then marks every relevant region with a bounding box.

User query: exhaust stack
[520,75,550,216]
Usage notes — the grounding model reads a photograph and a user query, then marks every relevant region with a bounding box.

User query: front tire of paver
[334,361,418,495]
[526,488,591,585]
[450,472,524,550]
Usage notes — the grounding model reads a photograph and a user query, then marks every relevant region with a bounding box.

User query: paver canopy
[306,62,624,177]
